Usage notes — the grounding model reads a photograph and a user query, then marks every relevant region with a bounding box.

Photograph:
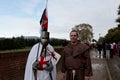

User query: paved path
[107,55,120,80]
[90,49,110,80]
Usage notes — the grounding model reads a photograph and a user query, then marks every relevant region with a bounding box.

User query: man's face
[70,32,78,43]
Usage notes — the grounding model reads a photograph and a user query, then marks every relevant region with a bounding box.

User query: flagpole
[46,0,48,8]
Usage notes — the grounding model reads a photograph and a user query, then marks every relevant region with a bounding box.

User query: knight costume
[24,43,60,80]
[24,2,61,79]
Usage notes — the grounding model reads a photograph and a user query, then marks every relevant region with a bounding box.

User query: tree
[92,39,97,43]
[98,37,105,43]
[116,5,120,28]
[104,27,120,43]
[72,23,93,43]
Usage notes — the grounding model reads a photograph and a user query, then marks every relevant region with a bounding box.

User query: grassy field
[0,46,63,53]
[0,47,31,53]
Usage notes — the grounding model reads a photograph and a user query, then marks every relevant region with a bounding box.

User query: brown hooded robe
[61,42,92,80]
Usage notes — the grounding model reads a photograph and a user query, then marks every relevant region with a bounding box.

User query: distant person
[113,42,117,55]
[61,30,92,80]
[105,43,111,60]
[117,42,120,57]
[102,42,106,58]
[110,43,114,58]
[97,43,103,58]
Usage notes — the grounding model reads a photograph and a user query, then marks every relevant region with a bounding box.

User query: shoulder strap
[36,42,41,61]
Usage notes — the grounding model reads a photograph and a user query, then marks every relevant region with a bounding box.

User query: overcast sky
[0,0,119,40]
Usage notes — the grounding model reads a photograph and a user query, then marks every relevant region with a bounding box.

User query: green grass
[53,46,63,48]
[0,47,32,53]
[0,46,63,53]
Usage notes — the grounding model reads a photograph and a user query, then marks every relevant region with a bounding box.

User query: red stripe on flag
[40,8,48,31]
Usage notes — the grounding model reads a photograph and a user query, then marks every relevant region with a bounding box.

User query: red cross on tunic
[46,48,57,61]
[39,55,49,70]
[51,52,57,60]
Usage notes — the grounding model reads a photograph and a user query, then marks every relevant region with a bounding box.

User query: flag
[40,8,48,31]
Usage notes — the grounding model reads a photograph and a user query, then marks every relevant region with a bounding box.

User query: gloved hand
[32,61,39,70]
[44,61,53,72]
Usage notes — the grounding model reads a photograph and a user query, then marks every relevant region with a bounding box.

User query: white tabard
[24,43,61,80]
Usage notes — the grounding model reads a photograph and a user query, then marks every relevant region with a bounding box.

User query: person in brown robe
[61,30,92,80]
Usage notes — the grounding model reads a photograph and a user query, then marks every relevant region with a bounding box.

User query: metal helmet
[40,31,49,47]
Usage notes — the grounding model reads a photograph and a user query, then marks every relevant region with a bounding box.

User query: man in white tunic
[24,3,61,79]
[24,31,61,80]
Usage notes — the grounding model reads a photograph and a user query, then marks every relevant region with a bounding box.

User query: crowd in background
[92,41,120,59]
